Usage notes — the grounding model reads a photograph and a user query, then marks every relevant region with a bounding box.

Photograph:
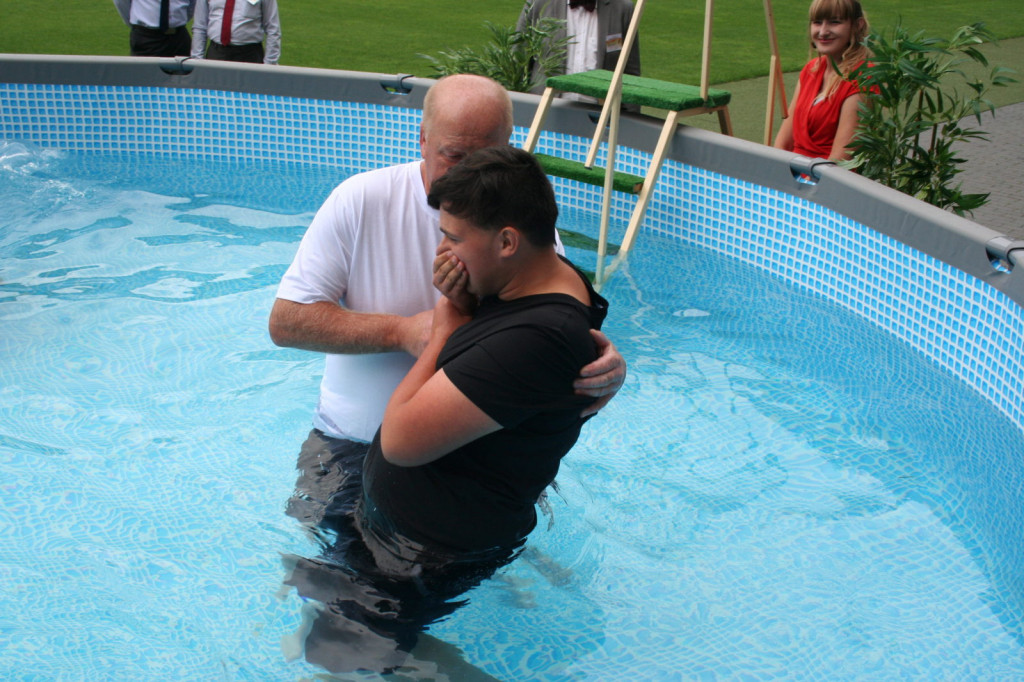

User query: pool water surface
[1,146,1022,679]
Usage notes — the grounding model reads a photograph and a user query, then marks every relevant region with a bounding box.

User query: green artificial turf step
[535,153,644,194]
[546,70,732,111]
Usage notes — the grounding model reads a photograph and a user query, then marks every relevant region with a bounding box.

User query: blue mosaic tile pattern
[1,81,1021,433]
[640,163,1024,435]
[0,83,422,170]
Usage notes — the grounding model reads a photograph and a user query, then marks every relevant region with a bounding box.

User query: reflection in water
[281,429,517,677]
[3,147,1020,677]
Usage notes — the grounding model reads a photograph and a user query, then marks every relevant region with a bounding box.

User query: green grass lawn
[2,0,1022,84]
[2,0,1022,144]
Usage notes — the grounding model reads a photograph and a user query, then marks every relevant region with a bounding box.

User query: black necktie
[569,0,596,11]
[159,0,170,31]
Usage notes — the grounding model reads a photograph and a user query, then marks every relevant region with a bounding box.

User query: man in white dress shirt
[190,0,282,65]
[113,0,196,57]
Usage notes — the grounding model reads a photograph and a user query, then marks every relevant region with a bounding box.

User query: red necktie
[220,0,236,46]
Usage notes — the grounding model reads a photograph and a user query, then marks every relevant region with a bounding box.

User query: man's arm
[270,168,437,357]
[574,329,626,417]
[515,0,540,32]
[268,298,432,357]
[113,0,132,25]
[380,297,501,466]
[262,0,282,65]
[190,0,209,59]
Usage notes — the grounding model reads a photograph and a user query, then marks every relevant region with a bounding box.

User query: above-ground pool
[1,57,1022,679]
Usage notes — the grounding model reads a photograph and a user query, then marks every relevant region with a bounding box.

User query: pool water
[1,145,1022,679]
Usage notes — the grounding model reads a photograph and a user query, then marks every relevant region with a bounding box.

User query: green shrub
[848,21,1017,216]
[419,8,570,93]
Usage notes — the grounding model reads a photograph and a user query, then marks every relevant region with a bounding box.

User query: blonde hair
[807,0,871,99]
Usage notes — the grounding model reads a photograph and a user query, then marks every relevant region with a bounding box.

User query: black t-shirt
[362,266,608,555]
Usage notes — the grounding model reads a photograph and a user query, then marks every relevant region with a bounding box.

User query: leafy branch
[847,21,1017,216]
[419,7,571,93]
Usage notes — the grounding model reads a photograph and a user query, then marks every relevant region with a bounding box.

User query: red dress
[791,56,863,159]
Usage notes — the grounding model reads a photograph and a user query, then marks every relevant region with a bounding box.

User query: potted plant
[848,21,1016,216]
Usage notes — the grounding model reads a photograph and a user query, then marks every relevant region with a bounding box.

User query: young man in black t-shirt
[283,146,611,674]
[363,145,609,559]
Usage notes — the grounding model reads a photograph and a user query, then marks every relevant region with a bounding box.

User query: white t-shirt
[277,160,566,442]
[276,161,440,441]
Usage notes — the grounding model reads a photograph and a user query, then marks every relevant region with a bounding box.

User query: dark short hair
[427,146,558,247]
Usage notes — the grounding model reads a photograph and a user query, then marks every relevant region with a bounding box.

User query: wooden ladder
[523,0,732,286]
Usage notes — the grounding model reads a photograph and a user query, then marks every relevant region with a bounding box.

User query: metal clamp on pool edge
[380,74,414,95]
[789,156,835,184]
[159,57,194,76]
[986,235,1024,272]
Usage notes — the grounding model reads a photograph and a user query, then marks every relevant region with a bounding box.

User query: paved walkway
[955,101,1024,240]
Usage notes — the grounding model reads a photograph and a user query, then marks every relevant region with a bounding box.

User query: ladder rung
[545,70,731,111]
[535,154,643,194]
[558,229,620,256]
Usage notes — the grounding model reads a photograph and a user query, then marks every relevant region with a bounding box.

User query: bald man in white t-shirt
[270,75,626,527]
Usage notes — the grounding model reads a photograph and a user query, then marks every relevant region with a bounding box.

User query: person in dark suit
[516,0,642,99]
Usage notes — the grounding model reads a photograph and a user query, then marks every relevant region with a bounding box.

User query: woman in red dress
[774,0,871,162]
